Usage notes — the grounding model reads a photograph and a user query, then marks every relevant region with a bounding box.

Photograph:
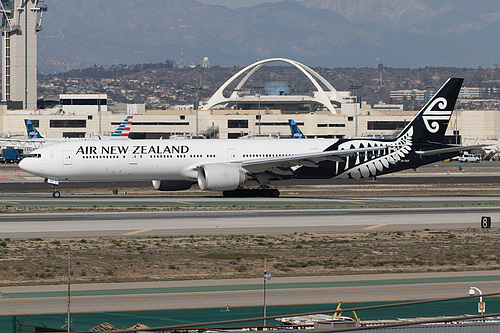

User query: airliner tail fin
[24,119,43,139]
[111,116,133,138]
[397,78,463,143]
[288,119,306,139]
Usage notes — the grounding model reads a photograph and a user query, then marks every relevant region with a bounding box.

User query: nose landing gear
[52,188,61,198]
[45,178,61,198]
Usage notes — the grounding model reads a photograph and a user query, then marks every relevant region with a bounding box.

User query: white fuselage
[20,138,339,182]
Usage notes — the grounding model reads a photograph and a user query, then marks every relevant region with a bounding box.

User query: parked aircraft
[288,119,306,138]
[25,119,44,139]
[24,116,134,141]
[20,78,479,198]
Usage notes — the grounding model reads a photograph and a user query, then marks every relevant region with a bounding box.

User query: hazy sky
[197,0,284,8]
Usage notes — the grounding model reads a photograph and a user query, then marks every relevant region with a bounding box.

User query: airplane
[24,115,134,141]
[110,115,133,138]
[288,119,306,138]
[20,78,482,198]
[25,119,44,139]
[1,116,134,153]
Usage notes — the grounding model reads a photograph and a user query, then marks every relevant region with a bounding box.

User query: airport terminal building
[1,56,499,148]
[0,1,498,152]
[1,91,499,148]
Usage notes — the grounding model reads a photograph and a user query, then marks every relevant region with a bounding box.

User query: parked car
[457,153,481,163]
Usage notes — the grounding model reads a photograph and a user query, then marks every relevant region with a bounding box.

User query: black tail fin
[397,78,463,143]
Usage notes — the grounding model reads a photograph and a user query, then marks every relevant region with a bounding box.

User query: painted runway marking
[0,201,19,205]
[174,201,195,205]
[122,229,153,236]
[363,224,388,230]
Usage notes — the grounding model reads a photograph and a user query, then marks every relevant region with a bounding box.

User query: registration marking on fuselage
[363,224,388,230]
[122,229,153,236]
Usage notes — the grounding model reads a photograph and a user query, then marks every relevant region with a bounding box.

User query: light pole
[469,287,485,316]
[191,86,202,136]
[349,85,362,137]
[65,249,71,332]
[95,89,105,138]
[98,93,101,138]
[263,259,271,327]
[254,85,264,136]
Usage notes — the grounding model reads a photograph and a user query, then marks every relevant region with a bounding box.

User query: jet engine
[197,164,247,191]
[152,180,194,191]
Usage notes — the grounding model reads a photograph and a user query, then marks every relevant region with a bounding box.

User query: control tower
[0,0,47,110]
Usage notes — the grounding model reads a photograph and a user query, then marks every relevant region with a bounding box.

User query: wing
[239,145,386,175]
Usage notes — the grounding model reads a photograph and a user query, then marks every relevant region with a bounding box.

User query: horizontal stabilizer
[415,144,489,156]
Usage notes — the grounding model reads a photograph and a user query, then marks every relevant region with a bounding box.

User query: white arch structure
[202,58,344,114]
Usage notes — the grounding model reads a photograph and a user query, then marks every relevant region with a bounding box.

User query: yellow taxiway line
[363,224,388,230]
[122,229,153,236]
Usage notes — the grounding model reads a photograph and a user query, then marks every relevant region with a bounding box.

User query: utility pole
[191,86,202,136]
[254,85,264,136]
[263,258,271,327]
[65,249,71,332]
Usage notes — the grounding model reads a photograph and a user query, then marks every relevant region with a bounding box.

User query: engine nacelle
[152,180,194,191]
[197,164,247,191]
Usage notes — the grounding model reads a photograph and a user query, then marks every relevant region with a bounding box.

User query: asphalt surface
[0,205,499,239]
[0,161,499,319]
[1,271,499,316]
[1,161,500,191]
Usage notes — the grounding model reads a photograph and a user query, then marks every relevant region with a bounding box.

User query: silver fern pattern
[337,127,414,179]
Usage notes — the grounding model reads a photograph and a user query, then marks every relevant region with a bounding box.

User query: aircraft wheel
[271,189,280,197]
[223,190,234,197]
[52,190,61,198]
[259,189,270,197]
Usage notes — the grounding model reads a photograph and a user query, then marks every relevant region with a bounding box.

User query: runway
[1,162,499,323]
[0,205,499,239]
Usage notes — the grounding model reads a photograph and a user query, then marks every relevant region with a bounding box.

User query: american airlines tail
[110,115,133,138]
[24,119,44,139]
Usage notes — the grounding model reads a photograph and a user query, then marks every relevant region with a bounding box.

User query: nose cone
[19,157,42,177]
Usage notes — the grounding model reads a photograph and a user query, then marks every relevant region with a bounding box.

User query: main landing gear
[222,188,280,198]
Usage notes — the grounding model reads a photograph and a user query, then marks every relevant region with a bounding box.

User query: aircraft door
[129,154,138,165]
[63,150,72,165]
[227,149,237,161]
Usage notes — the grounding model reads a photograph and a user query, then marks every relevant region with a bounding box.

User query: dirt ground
[1,228,498,286]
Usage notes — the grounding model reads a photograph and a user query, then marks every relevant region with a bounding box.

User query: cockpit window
[26,153,42,158]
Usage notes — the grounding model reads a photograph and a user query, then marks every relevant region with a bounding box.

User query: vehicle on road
[1,148,24,163]
[457,152,481,163]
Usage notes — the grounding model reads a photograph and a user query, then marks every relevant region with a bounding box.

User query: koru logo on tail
[422,97,451,133]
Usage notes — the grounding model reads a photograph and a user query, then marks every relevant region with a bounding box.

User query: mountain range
[37,0,500,74]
